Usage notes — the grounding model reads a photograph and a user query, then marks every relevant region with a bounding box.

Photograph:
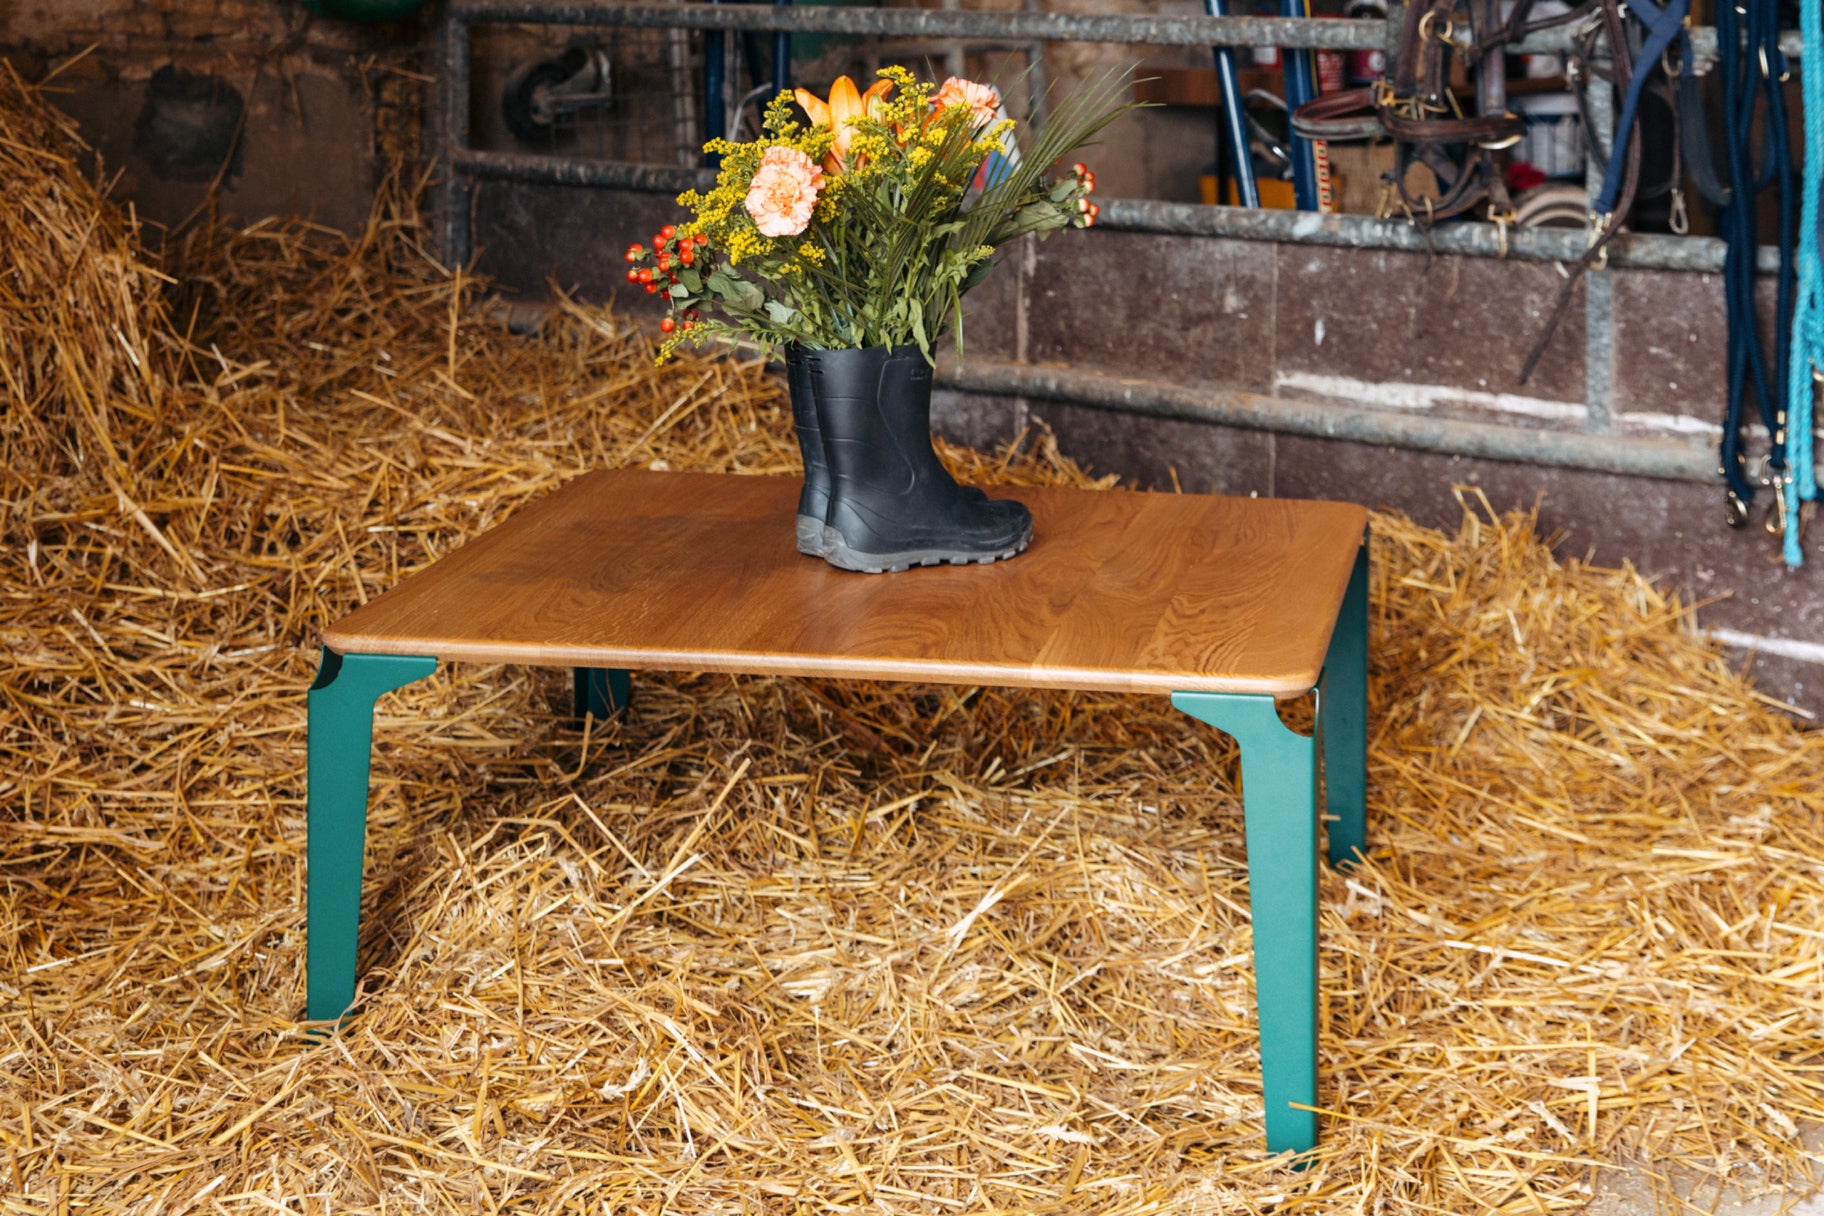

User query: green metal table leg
[1173,690,1319,1156]
[573,667,631,722]
[307,648,437,1025]
[1321,542,1369,867]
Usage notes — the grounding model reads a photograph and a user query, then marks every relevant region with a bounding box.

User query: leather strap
[1289,88,1385,140]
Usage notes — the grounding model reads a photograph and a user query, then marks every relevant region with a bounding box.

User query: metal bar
[1094,198,1783,274]
[448,1,1802,58]
[938,360,1716,483]
[771,0,790,94]
[439,11,474,267]
[449,150,1788,275]
[1583,40,1615,434]
[455,147,717,191]
[704,0,726,159]
[1279,0,1321,210]
[1205,0,1257,208]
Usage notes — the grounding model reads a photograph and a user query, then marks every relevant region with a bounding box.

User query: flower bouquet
[625,67,1133,573]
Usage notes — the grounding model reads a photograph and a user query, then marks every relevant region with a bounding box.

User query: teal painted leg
[307,648,437,1025]
[1321,543,1369,867]
[1173,690,1319,1156]
[572,667,631,721]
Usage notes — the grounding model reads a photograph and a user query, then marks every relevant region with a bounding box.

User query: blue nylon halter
[1591,0,1690,218]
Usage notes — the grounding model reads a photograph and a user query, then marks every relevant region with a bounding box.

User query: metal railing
[434,0,1804,482]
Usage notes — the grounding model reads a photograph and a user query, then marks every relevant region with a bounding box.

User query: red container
[1344,1,1388,84]
[1318,48,1347,93]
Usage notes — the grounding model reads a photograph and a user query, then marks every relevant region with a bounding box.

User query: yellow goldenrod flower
[793,75,894,172]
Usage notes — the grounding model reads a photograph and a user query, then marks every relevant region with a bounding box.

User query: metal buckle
[1586,212,1612,271]
[1417,10,1456,44]
[1725,490,1750,530]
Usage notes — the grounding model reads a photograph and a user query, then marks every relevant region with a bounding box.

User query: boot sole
[820,525,1031,574]
[796,514,828,557]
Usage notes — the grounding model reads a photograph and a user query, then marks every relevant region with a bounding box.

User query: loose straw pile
[4,63,1823,1215]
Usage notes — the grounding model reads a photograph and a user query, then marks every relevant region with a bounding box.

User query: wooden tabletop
[323,470,1366,697]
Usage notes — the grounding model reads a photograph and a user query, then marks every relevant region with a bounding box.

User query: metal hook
[1765,477,1790,538]
[1489,207,1515,258]
[1586,211,1611,272]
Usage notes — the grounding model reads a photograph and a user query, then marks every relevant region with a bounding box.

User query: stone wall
[0,0,429,237]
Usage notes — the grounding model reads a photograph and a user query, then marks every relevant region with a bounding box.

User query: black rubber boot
[788,345,985,558]
[808,345,1032,573]
[785,346,829,556]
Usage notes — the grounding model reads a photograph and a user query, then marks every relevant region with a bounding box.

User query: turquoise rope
[1787,0,1823,567]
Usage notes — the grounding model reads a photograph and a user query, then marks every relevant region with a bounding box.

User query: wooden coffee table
[307,469,1368,1154]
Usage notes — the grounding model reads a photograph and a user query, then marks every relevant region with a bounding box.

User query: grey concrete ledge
[939,360,1719,485]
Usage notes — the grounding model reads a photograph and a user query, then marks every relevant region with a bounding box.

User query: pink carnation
[932,77,1001,129]
[744,146,824,238]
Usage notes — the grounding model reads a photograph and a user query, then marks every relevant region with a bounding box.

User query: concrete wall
[946,231,1823,712]
[471,179,1823,713]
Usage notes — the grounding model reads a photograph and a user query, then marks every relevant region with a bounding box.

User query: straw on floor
[3,62,1823,1215]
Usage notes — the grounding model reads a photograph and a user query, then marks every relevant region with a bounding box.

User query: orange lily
[794,75,893,173]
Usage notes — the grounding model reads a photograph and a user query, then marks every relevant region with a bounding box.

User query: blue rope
[1715,0,1796,540]
[1788,0,1824,566]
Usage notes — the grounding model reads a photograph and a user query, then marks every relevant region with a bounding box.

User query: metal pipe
[1582,37,1615,434]
[447,1,1803,58]
[703,0,726,160]
[1278,0,1321,211]
[455,147,716,191]
[474,298,1714,481]
[938,361,1717,483]
[1094,198,1784,274]
[439,11,473,268]
[1204,0,1257,208]
[771,0,790,95]
[448,150,1787,275]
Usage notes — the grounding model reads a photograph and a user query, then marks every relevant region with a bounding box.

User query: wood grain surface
[323,470,1366,697]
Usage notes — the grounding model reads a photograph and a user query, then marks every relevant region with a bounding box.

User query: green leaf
[680,267,702,292]
[732,279,765,311]
[959,259,996,293]
[764,300,798,324]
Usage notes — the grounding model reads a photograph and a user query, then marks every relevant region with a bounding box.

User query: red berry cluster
[624,225,709,333]
[1069,162,1100,227]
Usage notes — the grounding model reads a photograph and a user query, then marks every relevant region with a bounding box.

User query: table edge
[316,632,1327,699]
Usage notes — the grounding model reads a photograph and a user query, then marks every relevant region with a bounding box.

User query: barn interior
[4,2,1824,1214]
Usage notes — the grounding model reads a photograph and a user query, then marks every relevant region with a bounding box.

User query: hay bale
[0,61,175,531]
[2,59,1823,1216]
